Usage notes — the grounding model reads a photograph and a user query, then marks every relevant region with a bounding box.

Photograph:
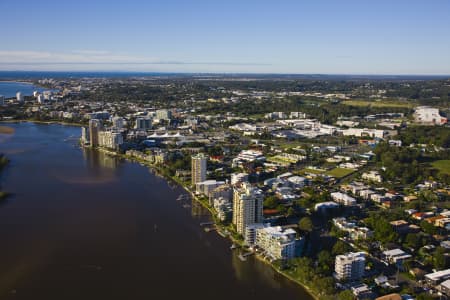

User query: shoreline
[6,120,319,300]
[0,119,85,127]
[97,147,319,300]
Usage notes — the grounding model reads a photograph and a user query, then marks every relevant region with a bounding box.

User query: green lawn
[326,167,355,178]
[432,160,450,175]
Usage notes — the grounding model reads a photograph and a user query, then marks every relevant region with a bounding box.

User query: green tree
[338,289,354,300]
[434,247,448,269]
[263,196,278,209]
[420,220,437,235]
[332,240,351,256]
[298,217,313,233]
[317,250,333,274]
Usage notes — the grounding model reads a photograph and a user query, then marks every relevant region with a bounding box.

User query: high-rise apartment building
[89,119,102,147]
[135,117,152,130]
[16,92,24,102]
[191,153,207,186]
[232,182,264,236]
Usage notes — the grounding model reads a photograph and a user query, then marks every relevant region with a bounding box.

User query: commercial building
[232,182,264,236]
[340,128,386,139]
[191,153,208,186]
[335,252,366,281]
[414,106,447,125]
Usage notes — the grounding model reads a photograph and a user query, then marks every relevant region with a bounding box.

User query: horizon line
[0,70,450,77]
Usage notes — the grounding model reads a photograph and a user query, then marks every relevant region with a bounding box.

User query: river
[0,122,313,300]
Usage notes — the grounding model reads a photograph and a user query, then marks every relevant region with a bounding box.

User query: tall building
[89,119,102,147]
[135,117,152,130]
[0,95,4,106]
[112,116,125,129]
[16,92,24,102]
[232,182,264,236]
[81,127,90,145]
[37,94,45,104]
[335,252,366,281]
[98,131,123,150]
[191,153,207,186]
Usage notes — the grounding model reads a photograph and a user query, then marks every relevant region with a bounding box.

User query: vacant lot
[326,167,355,178]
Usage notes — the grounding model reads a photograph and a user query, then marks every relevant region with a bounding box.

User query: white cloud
[0,50,154,64]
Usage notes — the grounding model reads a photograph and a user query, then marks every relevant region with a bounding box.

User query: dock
[199,221,214,226]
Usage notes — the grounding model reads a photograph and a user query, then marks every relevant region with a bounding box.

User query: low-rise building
[425,269,450,285]
[335,252,366,281]
[331,192,357,206]
[362,171,382,183]
[255,225,298,260]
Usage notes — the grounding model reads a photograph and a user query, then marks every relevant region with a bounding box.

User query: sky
[1,0,450,74]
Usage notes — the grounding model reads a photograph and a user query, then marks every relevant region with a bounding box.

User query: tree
[317,250,333,274]
[298,217,313,233]
[434,247,448,269]
[263,196,278,209]
[287,207,296,217]
[404,233,421,249]
[420,220,437,235]
[338,290,354,300]
[332,240,351,256]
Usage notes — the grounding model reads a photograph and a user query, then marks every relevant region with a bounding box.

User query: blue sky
[1,0,450,74]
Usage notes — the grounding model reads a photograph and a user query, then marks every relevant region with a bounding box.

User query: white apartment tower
[16,92,24,102]
[335,252,366,281]
[191,153,208,186]
[232,182,264,236]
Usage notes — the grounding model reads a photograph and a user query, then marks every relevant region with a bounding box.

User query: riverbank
[95,145,320,300]
[0,154,9,201]
[0,119,85,127]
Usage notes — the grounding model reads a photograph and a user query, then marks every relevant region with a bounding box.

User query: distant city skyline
[1,0,450,74]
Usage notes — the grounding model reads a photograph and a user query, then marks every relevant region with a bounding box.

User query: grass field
[326,167,355,178]
[432,160,450,175]
[342,100,415,108]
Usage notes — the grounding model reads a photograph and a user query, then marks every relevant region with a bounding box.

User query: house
[382,249,412,266]
[425,269,450,285]
[390,220,410,234]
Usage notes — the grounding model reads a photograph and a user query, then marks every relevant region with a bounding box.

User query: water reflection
[54,148,119,185]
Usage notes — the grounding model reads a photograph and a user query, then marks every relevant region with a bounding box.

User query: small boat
[230,244,237,250]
